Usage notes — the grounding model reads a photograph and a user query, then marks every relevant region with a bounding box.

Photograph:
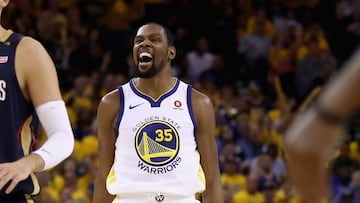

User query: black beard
[134,63,162,78]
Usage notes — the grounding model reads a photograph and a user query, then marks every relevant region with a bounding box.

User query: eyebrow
[135,33,163,39]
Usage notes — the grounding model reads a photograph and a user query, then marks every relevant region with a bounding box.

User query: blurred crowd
[4,0,360,202]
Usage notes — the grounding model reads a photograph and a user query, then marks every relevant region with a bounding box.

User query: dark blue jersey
[0,30,40,199]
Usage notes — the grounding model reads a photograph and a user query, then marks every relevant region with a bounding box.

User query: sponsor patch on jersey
[135,120,181,174]
[0,56,8,63]
[173,100,183,110]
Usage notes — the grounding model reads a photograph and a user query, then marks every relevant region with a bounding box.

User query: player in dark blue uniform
[0,1,74,202]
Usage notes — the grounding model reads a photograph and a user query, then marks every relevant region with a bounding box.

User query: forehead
[136,24,165,37]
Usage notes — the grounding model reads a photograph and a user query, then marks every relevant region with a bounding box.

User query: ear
[169,47,176,60]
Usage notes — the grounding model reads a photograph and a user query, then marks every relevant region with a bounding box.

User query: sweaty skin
[93,23,224,203]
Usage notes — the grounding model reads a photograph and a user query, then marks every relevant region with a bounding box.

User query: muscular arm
[93,90,118,203]
[16,37,65,172]
[20,37,73,170]
[17,37,63,106]
[283,50,360,202]
[0,36,74,194]
[316,50,360,117]
[192,89,224,203]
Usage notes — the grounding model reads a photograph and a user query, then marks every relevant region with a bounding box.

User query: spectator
[185,36,215,82]
[233,174,265,203]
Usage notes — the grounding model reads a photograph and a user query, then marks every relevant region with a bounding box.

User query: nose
[140,39,151,47]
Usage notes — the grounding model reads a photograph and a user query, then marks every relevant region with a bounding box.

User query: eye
[151,38,161,43]
[134,38,143,44]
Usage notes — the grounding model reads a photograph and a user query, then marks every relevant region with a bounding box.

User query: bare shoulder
[191,88,213,109]
[17,36,44,52]
[98,89,121,119]
[17,36,50,61]
[99,89,120,108]
[15,36,61,105]
[191,88,215,124]
[15,36,56,76]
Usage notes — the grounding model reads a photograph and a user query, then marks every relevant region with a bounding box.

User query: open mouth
[139,52,153,65]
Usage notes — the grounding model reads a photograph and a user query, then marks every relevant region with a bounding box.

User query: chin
[138,65,152,72]
[135,64,159,78]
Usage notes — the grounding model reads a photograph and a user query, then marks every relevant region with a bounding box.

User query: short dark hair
[141,22,175,46]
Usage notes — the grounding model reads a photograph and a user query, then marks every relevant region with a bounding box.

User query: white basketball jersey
[106,79,206,197]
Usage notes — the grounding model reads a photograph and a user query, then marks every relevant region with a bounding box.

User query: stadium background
[4,0,360,202]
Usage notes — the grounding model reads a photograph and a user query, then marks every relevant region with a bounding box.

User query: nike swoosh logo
[129,103,144,109]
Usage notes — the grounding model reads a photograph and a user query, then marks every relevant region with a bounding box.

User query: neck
[133,73,176,101]
[0,27,10,42]
[0,26,6,36]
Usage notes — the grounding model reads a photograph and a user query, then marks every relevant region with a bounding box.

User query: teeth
[139,52,152,58]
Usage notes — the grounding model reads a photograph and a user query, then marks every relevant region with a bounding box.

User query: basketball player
[93,23,224,203]
[0,1,75,202]
[283,49,360,202]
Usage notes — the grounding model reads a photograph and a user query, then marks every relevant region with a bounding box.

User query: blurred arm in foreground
[283,49,360,202]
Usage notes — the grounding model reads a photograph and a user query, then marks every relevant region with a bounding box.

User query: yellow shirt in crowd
[233,190,265,203]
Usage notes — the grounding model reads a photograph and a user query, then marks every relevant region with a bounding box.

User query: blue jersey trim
[116,86,125,137]
[187,85,196,130]
[129,79,180,107]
